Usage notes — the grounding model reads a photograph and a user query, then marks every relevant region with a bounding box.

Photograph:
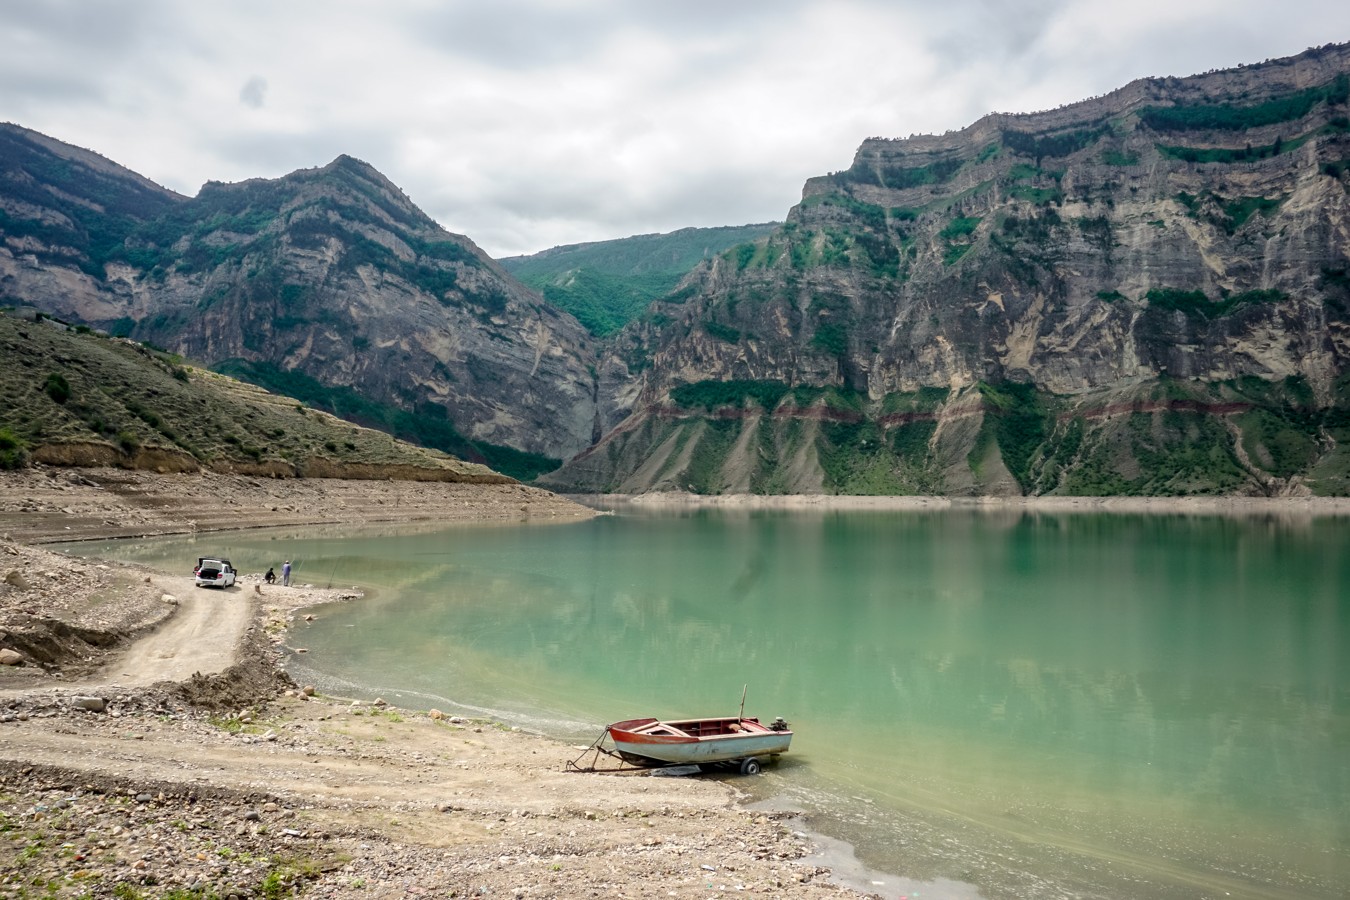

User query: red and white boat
[605,715,792,774]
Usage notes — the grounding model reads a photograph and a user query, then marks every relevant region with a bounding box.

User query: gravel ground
[0,469,871,900]
[1,697,847,900]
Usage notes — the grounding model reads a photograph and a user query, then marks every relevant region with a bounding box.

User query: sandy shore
[0,469,867,900]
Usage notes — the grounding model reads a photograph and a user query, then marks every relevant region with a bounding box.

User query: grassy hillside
[0,311,510,482]
[499,223,778,336]
[212,359,561,481]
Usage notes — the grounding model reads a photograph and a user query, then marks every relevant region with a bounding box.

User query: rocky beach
[0,468,863,899]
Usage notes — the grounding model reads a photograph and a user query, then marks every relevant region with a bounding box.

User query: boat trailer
[565,723,777,776]
[565,726,647,774]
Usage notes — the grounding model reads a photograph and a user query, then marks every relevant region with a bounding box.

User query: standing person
[282,560,292,587]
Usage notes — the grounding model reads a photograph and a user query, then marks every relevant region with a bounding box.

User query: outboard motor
[770,716,788,731]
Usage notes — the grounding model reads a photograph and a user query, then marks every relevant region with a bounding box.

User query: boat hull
[607,716,792,767]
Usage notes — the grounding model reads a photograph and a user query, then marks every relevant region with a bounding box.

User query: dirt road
[79,575,249,688]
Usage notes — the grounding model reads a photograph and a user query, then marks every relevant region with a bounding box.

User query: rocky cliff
[542,43,1350,496]
[0,128,598,472]
[6,42,1350,497]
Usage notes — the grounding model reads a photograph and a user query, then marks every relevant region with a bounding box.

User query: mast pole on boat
[738,684,747,724]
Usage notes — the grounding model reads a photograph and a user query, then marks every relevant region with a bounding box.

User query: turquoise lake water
[74,507,1350,899]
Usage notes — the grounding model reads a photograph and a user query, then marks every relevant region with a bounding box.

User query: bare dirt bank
[0,469,863,899]
[0,467,598,544]
[593,490,1350,518]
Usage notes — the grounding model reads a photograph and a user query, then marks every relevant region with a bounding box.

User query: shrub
[841,156,963,189]
[940,216,982,241]
[1147,286,1285,318]
[732,243,757,270]
[978,382,1050,491]
[943,244,972,266]
[704,322,741,343]
[671,380,791,411]
[1223,196,1283,231]
[812,321,848,355]
[1002,126,1108,161]
[0,428,28,470]
[1146,287,1211,316]
[44,372,72,404]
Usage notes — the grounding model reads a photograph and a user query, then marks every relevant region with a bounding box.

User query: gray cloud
[1,0,1348,256]
[239,76,268,109]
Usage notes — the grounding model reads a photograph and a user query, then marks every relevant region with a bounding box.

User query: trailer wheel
[739,757,761,775]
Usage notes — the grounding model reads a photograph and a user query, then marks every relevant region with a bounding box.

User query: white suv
[194,558,237,588]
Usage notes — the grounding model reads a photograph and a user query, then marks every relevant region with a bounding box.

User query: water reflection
[69,508,1350,899]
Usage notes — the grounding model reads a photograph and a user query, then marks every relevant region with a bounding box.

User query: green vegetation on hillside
[213,360,558,481]
[0,312,502,478]
[669,380,871,415]
[0,128,181,278]
[553,377,1350,497]
[838,155,964,190]
[0,427,26,470]
[1157,118,1349,166]
[500,223,778,336]
[536,268,679,336]
[1144,286,1288,319]
[703,321,741,344]
[670,380,792,411]
[1175,190,1287,234]
[784,195,909,277]
[1001,126,1110,161]
[1140,74,1350,132]
[1223,195,1284,230]
[976,382,1049,491]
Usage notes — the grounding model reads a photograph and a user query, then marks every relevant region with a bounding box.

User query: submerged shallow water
[75,507,1350,899]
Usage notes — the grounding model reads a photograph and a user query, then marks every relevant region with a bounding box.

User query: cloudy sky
[3,1,1348,257]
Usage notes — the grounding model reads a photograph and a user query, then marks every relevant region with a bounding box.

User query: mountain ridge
[499,222,779,337]
[5,42,1350,496]
[540,41,1350,496]
[0,127,599,476]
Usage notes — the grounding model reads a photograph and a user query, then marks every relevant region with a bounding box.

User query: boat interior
[647,717,771,738]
